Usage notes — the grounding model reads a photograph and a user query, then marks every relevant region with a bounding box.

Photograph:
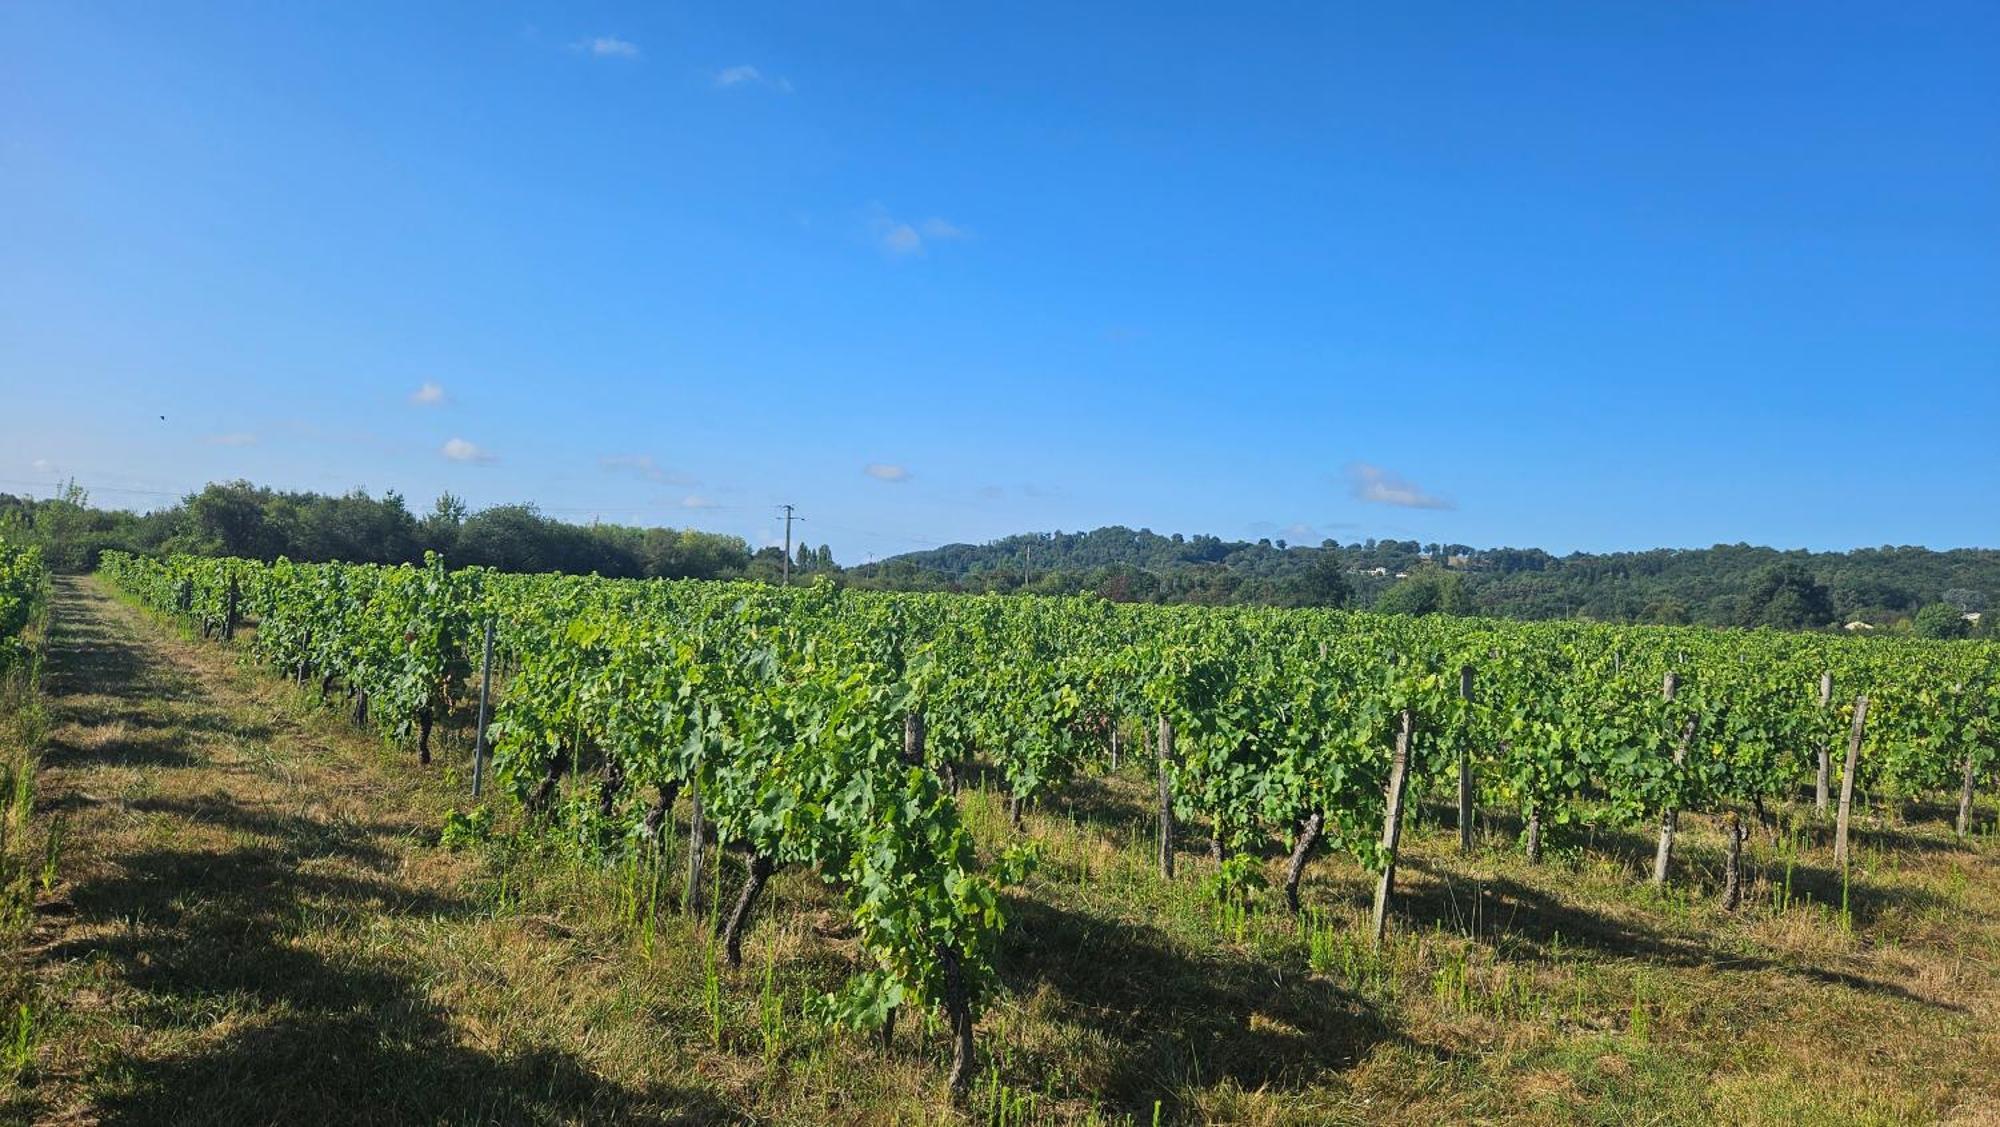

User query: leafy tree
[175,481,288,560]
[1374,566,1464,616]
[638,528,750,580]
[746,546,787,584]
[288,489,418,563]
[1642,598,1691,625]
[420,493,467,557]
[1913,602,1971,639]
[1739,562,1835,630]
[1280,551,1353,608]
[1943,588,1986,614]
[1092,564,1159,603]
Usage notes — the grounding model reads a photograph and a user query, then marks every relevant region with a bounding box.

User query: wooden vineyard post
[686,767,708,913]
[1457,665,1475,853]
[1721,810,1745,910]
[1834,696,1868,870]
[1524,798,1542,865]
[1953,683,1976,838]
[1157,715,1177,879]
[1959,750,1978,839]
[1652,672,1688,886]
[1371,708,1415,948]
[222,575,240,642]
[1814,671,1833,815]
[471,617,495,798]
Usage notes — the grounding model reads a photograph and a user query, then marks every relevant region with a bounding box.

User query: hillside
[11,483,1995,629]
[849,527,2000,627]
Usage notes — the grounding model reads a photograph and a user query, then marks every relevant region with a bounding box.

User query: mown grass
[6,577,1998,1124]
[0,587,49,1112]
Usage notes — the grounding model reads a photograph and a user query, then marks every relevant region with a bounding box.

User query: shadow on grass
[41,731,201,770]
[1042,773,1159,839]
[44,844,726,1124]
[125,792,407,870]
[1385,859,1963,1012]
[997,895,1434,1120]
[28,578,741,1125]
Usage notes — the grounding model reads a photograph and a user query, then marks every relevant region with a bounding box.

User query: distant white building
[1844,621,1875,632]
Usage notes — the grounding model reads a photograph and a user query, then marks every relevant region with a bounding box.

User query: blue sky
[3,3,1996,563]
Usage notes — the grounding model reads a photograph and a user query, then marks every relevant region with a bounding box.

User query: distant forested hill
[9,479,1993,631]
[846,526,2000,628]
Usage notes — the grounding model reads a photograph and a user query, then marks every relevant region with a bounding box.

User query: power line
[0,477,187,499]
[805,519,953,551]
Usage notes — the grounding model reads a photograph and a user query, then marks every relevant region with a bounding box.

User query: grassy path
[9,577,730,1125]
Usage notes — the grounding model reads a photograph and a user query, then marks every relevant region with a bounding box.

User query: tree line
[5,482,1992,635]
[0,480,832,584]
[851,528,1997,635]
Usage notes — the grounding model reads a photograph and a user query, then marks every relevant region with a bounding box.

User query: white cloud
[864,463,911,483]
[30,459,54,473]
[202,433,258,447]
[679,495,719,510]
[714,65,792,91]
[441,438,496,464]
[1347,462,1454,510]
[870,208,968,257]
[601,453,693,485]
[575,36,640,58]
[410,382,447,406]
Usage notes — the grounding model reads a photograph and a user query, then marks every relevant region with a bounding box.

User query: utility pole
[1023,539,1031,590]
[778,504,802,586]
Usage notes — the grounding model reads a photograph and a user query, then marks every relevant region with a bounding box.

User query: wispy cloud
[679,495,720,510]
[441,438,496,464]
[864,463,911,483]
[410,382,447,407]
[600,453,694,485]
[1247,520,1321,542]
[1347,462,1454,510]
[202,433,258,447]
[30,459,54,473]
[975,482,1058,503]
[714,64,792,91]
[869,207,969,257]
[574,35,640,59]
